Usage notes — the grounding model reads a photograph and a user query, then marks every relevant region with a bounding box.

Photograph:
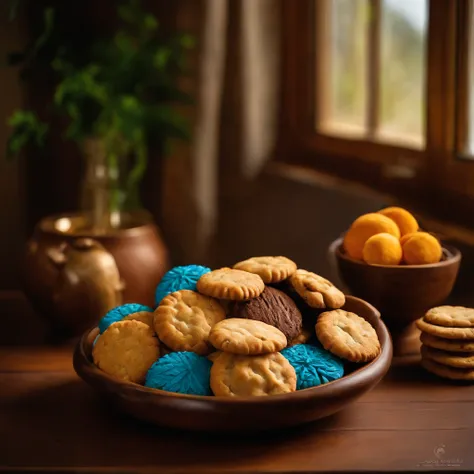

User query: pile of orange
[343,207,442,266]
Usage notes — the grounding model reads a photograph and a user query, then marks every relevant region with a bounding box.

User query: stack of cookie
[92,255,382,397]
[417,306,474,382]
[208,318,297,396]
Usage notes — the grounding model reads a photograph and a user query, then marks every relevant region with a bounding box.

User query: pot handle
[45,238,126,291]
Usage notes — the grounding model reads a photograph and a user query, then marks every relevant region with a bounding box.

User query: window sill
[265,161,474,247]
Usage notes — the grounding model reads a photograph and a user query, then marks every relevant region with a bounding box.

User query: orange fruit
[343,213,401,260]
[402,232,442,265]
[362,233,403,266]
[400,232,419,246]
[378,207,418,236]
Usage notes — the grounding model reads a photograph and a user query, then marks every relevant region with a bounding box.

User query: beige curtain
[162,0,281,266]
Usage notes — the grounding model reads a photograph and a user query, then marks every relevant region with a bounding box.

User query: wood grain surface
[0,346,473,473]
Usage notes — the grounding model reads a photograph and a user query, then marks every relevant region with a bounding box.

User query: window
[280,0,474,227]
[317,0,427,147]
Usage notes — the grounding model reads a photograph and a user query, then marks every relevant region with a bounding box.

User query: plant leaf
[32,8,55,55]
[5,110,49,159]
[179,34,195,49]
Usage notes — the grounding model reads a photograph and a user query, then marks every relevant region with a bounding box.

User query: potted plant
[5,0,194,335]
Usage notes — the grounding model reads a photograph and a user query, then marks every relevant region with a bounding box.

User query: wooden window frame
[276,0,474,228]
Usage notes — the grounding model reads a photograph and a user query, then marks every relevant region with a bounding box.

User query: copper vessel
[23,211,169,336]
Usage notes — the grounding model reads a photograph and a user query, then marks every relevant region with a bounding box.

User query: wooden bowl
[329,237,461,358]
[73,295,392,432]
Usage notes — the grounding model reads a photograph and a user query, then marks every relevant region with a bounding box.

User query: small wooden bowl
[329,237,461,358]
[73,295,392,432]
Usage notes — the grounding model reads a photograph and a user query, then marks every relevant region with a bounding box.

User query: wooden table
[1,347,473,473]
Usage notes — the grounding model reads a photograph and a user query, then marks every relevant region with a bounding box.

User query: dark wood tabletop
[0,346,473,473]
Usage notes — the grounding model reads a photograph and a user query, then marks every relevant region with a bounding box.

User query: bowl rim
[74,295,393,405]
[38,211,156,238]
[332,236,461,270]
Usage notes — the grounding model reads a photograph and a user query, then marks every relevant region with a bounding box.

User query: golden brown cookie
[123,311,154,329]
[424,306,474,328]
[316,309,380,363]
[416,318,474,340]
[207,351,223,363]
[210,352,297,396]
[288,328,313,346]
[233,256,297,284]
[421,357,474,381]
[421,345,474,369]
[289,269,345,309]
[420,332,474,352]
[209,318,287,355]
[92,320,160,384]
[197,268,265,300]
[154,290,226,355]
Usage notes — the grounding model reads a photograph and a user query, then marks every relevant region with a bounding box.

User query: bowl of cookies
[73,257,392,432]
[329,207,461,358]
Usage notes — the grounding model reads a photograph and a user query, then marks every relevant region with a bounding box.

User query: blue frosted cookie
[154,265,211,306]
[281,343,344,389]
[145,351,212,396]
[98,303,153,334]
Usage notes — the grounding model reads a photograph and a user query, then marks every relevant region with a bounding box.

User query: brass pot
[23,211,169,337]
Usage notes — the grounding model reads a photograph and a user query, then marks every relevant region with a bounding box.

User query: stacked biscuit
[417,306,474,382]
[93,256,382,397]
[208,318,297,396]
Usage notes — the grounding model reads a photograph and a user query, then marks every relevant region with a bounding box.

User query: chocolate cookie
[229,286,303,341]
[270,280,322,328]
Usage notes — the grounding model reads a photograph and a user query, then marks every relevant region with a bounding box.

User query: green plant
[5,0,194,213]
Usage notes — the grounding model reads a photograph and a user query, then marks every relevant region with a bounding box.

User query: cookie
[92,320,160,384]
[233,256,297,283]
[207,351,223,363]
[288,328,313,346]
[210,352,297,396]
[154,265,211,305]
[229,286,303,341]
[154,290,225,355]
[197,268,265,300]
[424,306,474,328]
[316,309,380,363]
[145,352,212,395]
[281,343,344,389]
[420,332,474,353]
[123,311,154,329]
[421,345,474,369]
[209,318,287,355]
[98,303,153,334]
[421,357,474,381]
[416,318,474,340]
[289,269,345,309]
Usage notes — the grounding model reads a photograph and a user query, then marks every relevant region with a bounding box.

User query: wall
[215,164,388,282]
[0,7,27,290]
